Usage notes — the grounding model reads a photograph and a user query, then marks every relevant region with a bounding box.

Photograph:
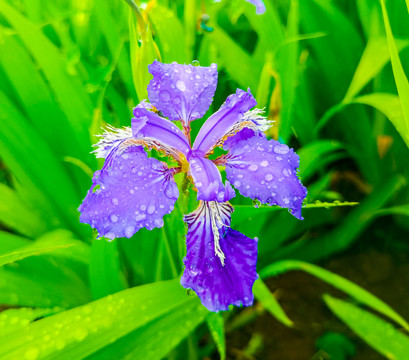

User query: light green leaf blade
[89,240,128,300]
[86,297,207,360]
[253,279,293,327]
[352,93,409,147]
[344,37,409,101]
[206,313,226,360]
[324,295,409,360]
[260,260,409,331]
[380,0,409,146]
[0,279,195,360]
[0,307,62,337]
[0,238,74,268]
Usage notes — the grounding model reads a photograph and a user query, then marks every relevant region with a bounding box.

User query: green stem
[123,0,147,39]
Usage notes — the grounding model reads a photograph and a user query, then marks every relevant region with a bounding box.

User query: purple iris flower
[79,60,306,312]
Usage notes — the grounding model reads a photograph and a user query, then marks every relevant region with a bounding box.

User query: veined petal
[147,60,218,125]
[181,201,258,312]
[244,0,266,14]
[132,107,191,160]
[192,88,257,156]
[189,155,235,202]
[225,136,307,219]
[79,145,179,239]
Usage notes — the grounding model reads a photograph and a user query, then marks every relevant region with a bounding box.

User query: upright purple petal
[181,201,258,312]
[192,89,257,156]
[132,107,191,159]
[244,0,266,14]
[189,155,235,202]
[79,146,179,239]
[147,60,218,125]
[225,136,307,219]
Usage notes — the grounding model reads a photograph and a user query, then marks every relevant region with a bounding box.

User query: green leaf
[206,313,226,360]
[260,260,409,331]
[0,307,62,337]
[324,295,409,359]
[344,37,409,101]
[0,237,75,267]
[380,0,409,147]
[352,93,409,147]
[89,239,128,300]
[87,297,207,360]
[0,279,197,360]
[253,279,293,327]
[0,183,48,238]
[207,26,261,90]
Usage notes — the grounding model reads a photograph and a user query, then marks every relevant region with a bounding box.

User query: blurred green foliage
[0,0,408,358]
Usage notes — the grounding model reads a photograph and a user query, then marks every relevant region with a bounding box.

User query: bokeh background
[0,0,409,359]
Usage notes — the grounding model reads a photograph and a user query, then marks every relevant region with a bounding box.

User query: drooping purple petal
[147,60,218,125]
[192,88,257,156]
[79,145,179,239]
[244,0,266,14]
[225,136,307,219]
[132,107,191,160]
[181,201,258,312]
[189,155,235,202]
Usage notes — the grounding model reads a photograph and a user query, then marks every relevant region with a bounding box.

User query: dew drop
[196,182,203,188]
[159,90,170,102]
[282,197,290,204]
[234,181,241,188]
[248,164,258,172]
[282,168,290,177]
[147,204,156,214]
[140,204,147,211]
[238,174,244,179]
[154,218,164,227]
[176,80,186,91]
[274,144,289,154]
[125,225,135,238]
[260,160,269,167]
[264,173,273,181]
[135,213,146,222]
[112,198,119,205]
[110,214,118,223]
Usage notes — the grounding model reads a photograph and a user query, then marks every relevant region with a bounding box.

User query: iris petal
[181,201,258,312]
[189,155,235,202]
[147,60,218,125]
[225,136,307,219]
[79,146,179,239]
[132,107,191,160]
[192,88,257,156]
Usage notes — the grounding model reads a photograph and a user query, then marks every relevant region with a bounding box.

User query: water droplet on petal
[159,90,170,102]
[176,80,186,91]
[248,164,258,171]
[140,204,147,211]
[274,144,289,154]
[260,160,269,167]
[135,213,146,222]
[112,198,119,205]
[154,218,164,227]
[147,204,156,214]
[110,214,118,223]
[265,174,273,181]
[282,168,290,177]
[234,181,241,188]
[125,225,135,238]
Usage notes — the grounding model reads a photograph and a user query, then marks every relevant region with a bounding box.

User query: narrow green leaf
[260,260,409,331]
[0,279,194,360]
[0,183,48,238]
[344,37,409,101]
[206,313,226,360]
[324,295,409,359]
[89,239,128,300]
[0,307,62,337]
[253,279,293,327]
[352,93,409,147]
[0,239,74,268]
[87,298,207,360]
[380,0,409,145]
